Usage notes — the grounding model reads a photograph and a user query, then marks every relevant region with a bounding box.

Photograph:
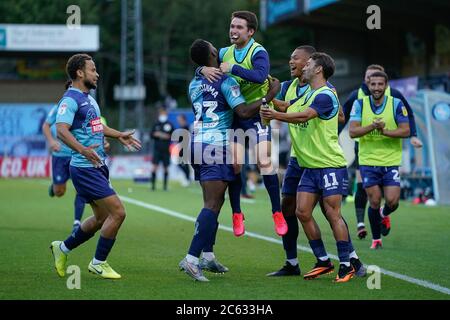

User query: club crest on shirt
[58,103,67,115]
[231,85,241,98]
[402,106,408,117]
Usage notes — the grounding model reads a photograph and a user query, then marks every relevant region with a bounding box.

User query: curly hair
[66,53,93,80]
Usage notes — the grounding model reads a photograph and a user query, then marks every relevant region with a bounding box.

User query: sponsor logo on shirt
[90,117,103,133]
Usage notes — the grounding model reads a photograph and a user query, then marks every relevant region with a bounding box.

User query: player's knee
[204,202,221,214]
[296,208,311,223]
[93,216,107,227]
[114,209,126,222]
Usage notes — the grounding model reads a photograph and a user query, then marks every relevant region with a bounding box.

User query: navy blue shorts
[69,165,116,203]
[190,142,235,182]
[233,115,271,145]
[298,167,349,197]
[192,164,235,182]
[282,157,304,196]
[52,156,71,185]
[360,165,401,189]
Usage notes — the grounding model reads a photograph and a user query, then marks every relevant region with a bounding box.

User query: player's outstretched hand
[119,130,142,152]
[410,136,423,148]
[81,144,102,168]
[202,66,222,83]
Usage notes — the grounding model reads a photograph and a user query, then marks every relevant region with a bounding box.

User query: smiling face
[79,59,99,90]
[369,76,387,100]
[301,58,320,82]
[229,17,254,47]
[289,48,311,78]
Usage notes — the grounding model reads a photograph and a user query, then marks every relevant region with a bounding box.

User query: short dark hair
[366,64,385,72]
[66,53,93,80]
[231,11,258,32]
[310,52,335,80]
[295,45,316,56]
[369,71,389,83]
[190,39,210,66]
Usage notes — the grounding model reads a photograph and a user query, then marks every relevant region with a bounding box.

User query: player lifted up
[199,11,287,238]
[179,39,280,282]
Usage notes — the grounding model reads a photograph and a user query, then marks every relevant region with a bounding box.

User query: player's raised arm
[221,50,269,84]
[261,106,317,124]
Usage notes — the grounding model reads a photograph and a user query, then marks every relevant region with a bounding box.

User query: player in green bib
[265,46,365,278]
[349,71,410,249]
[261,52,358,283]
[341,64,422,240]
[199,11,287,239]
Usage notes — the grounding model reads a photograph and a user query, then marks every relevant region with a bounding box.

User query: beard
[301,72,310,83]
[84,79,97,90]
[372,91,384,100]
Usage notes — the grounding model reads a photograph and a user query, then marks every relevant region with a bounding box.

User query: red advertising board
[0,157,51,178]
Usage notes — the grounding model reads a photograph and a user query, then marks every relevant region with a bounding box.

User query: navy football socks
[94,236,116,262]
[63,226,95,250]
[382,203,398,216]
[282,215,299,260]
[263,174,281,213]
[355,183,367,224]
[336,240,350,265]
[309,239,328,260]
[228,173,242,213]
[368,206,382,239]
[203,219,219,253]
[188,208,218,257]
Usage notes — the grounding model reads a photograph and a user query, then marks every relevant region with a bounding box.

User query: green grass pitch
[0,178,449,300]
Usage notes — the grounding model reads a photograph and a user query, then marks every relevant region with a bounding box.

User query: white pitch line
[120,195,450,296]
